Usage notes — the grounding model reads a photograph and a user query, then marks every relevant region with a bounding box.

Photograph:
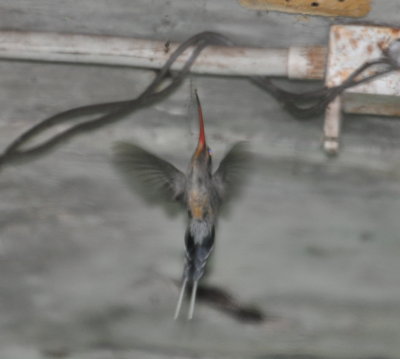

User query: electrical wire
[0,32,398,168]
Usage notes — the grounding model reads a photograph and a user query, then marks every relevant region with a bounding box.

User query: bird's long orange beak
[194,90,206,157]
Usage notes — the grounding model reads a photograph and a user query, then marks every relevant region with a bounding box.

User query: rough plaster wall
[1,1,400,358]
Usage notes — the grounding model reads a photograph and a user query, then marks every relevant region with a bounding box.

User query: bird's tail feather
[174,278,187,320]
[174,226,214,320]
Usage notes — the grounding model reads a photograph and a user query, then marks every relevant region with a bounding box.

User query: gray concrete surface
[1,1,400,358]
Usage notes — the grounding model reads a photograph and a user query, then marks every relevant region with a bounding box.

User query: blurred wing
[113,142,186,203]
[212,142,251,202]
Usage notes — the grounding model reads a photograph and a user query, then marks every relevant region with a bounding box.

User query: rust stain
[378,37,395,53]
[349,37,358,50]
[390,29,400,37]
[305,46,327,79]
[338,69,351,81]
[340,27,354,39]
[333,28,341,41]
[378,39,388,52]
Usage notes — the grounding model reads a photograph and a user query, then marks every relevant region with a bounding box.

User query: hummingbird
[113,91,250,320]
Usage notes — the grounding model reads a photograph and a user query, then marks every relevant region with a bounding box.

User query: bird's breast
[188,190,211,220]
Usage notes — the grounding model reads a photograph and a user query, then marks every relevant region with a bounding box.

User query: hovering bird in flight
[113,91,250,320]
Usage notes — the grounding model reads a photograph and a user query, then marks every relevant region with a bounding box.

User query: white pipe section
[0,31,325,79]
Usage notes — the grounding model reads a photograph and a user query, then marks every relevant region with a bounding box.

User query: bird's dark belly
[184,221,215,282]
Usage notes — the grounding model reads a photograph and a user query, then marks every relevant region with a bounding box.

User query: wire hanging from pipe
[0,31,398,168]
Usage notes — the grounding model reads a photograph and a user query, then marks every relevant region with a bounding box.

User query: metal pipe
[0,31,326,79]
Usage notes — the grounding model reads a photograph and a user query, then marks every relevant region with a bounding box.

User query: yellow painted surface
[239,0,371,17]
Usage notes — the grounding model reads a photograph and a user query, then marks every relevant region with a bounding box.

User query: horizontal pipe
[0,31,326,79]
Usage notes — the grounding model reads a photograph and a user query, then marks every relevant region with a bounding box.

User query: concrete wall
[1,1,400,358]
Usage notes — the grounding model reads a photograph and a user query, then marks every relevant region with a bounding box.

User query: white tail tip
[174,278,187,320]
[188,280,198,320]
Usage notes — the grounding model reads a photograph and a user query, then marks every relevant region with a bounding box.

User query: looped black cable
[0,32,230,166]
[251,57,396,118]
[0,31,399,168]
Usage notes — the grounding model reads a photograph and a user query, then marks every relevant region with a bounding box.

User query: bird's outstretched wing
[113,142,186,203]
[212,142,251,202]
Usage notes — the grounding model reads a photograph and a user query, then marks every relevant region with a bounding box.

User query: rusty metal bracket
[324,25,400,155]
